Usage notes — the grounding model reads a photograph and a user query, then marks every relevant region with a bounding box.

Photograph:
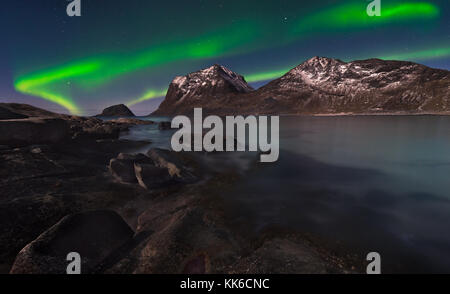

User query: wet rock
[109,153,153,184]
[110,118,155,125]
[71,117,153,141]
[96,104,135,117]
[147,148,198,183]
[112,203,237,274]
[134,163,172,190]
[0,118,70,147]
[158,121,172,130]
[0,195,75,273]
[10,210,134,274]
[75,123,122,140]
[109,158,138,184]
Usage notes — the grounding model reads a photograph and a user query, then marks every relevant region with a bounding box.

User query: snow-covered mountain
[152,57,450,115]
[152,64,253,115]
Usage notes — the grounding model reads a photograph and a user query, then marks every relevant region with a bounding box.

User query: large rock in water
[96,104,135,117]
[0,118,70,147]
[10,210,134,274]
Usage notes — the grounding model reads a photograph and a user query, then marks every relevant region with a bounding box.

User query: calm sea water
[122,115,450,273]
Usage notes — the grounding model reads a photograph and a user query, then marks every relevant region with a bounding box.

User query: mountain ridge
[152,57,450,116]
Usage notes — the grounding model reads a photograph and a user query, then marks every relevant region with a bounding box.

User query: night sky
[1,0,449,115]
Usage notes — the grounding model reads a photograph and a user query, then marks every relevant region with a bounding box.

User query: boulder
[0,118,70,147]
[147,148,198,183]
[114,203,238,274]
[134,163,172,190]
[0,194,76,273]
[109,158,138,184]
[109,153,153,184]
[96,104,135,117]
[10,210,134,274]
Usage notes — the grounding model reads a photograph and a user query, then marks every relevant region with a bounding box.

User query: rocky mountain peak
[300,56,345,68]
[153,64,254,115]
[171,64,254,94]
[281,57,349,86]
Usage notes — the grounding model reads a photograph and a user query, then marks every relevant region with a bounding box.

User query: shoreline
[146,111,450,119]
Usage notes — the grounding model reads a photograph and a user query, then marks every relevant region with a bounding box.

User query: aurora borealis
[2,0,449,115]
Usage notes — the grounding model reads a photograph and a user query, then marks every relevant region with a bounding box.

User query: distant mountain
[96,104,135,117]
[152,64,253,115]
[152,57,450,116]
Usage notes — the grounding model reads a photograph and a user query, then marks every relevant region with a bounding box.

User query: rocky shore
[0,103,360,274]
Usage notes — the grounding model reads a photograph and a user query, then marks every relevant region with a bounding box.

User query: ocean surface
[120,115,450,273]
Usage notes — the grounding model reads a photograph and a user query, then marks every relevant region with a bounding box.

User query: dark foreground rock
[109,153,153,184]
[0,138,151,273]
[96,104,135,117]
[134,163,172,190]
[0,118,71,147]
[10,210,134,274]
[0,106,28,120]
[103,174,357,274]
[106,192,240,274]
[109,148,200,190]
[147,148,198,183]
[230,238,329,274]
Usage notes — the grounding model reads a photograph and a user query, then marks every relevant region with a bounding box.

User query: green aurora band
[294,1,439,34]
[14,22,260,114]
[13,1,443,114]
